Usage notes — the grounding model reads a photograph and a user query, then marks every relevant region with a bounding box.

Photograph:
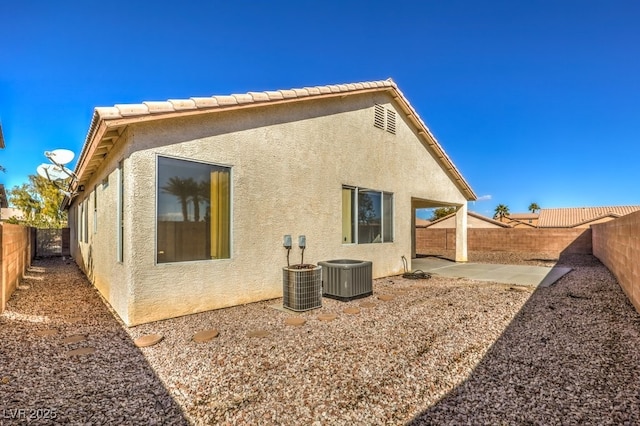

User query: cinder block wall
[1,224,33,312]
[416,228,592,256]
[592,211,640,312]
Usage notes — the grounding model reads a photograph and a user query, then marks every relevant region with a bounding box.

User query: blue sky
[1,1,639,219]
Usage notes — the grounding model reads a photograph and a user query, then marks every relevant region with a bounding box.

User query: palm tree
[162,177,192,221]
[528,202,540,213]
[493,204,510,221]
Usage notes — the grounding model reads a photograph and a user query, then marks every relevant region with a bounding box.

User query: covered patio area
[412,198,468,262]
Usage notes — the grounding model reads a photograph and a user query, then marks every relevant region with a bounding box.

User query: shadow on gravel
[0,258,188,425]
[409,254,640,424]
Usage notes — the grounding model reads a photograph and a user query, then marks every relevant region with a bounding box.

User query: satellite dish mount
[38,149,78,199]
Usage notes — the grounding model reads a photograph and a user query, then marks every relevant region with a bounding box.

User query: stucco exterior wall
[70,131,133,323]
[71,92,469,325]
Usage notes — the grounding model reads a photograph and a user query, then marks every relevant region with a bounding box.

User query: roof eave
[389,88,476,201]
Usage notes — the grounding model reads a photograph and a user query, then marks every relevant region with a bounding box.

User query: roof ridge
[94,79,396,120]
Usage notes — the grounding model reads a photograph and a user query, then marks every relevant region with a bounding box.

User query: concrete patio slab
[412,257,571,288]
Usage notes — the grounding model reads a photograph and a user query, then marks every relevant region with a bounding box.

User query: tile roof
[425,211,510,228]
[415,218,431,227]
[90,81,396,122]
[502,218,536,228]
[508,213,539,220]
[72,79,476,201]
[538,206,640,228]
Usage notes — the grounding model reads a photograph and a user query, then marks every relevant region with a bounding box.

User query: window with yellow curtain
[157,156,231,263]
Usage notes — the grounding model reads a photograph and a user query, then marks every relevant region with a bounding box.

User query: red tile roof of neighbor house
[415,218,431,227]
[425,211,510,228]
[73,79,476,201]
[508,213,539,220]
[538,206,640,228]
[502,217,537,228]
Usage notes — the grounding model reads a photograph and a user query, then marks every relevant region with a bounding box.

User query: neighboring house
[538,206,640,228]
[1,207,25,222]
[426,211,510,229]
[507,212,539,226]
[66,79,476,326]
[415,218,431,227]
[498,216,537,228]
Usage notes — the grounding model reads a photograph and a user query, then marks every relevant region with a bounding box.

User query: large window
[342,186,393,244]
[157,156,231,263]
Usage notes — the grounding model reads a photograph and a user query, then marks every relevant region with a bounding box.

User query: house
[1,207,25,222]
[66,79,476,325]
[415,218,431,227]
[495,212,538,228]
[507,212,539,226]
[425,211,509,228]
[538,206,640,228]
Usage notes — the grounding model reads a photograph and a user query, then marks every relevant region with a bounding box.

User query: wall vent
[373,104,396,135]
[374,104,385,129]
[386,109,396,134]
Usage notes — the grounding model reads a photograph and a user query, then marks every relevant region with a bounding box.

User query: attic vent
[373,104,397,135]
[374,104,385,129]
[386,109,396,134]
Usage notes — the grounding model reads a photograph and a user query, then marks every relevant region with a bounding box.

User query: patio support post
[411,206,417,259]
[455,203,468,262]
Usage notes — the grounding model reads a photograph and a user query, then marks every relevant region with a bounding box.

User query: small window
[83,198,89,243]
[93,185,98,234]
[78,203,83,243]
[157,156,231,263]
[117,160,124,262]
[342,186,393,244]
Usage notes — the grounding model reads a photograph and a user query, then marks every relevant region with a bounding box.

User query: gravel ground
[2,253,640,425]
[0,259,187,425]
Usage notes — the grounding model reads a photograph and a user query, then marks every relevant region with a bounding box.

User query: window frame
[93,185,98,234]
[155,154,233,265]
[342,185,394,245]
[117,160,124,263]
[82,197,89,243]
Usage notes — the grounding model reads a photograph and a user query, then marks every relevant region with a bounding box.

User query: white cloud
[475,194,492,202]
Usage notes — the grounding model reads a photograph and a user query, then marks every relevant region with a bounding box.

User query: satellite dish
[45,149,75,165]
[37,163,68,181]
